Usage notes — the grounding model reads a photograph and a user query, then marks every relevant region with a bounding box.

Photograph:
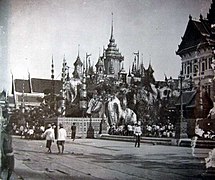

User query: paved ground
[4,136,214,179]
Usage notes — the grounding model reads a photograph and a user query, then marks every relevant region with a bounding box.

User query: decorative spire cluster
[102,13,124,77]
[51,55,55,95]
[73,45,83,79]
[61,56,68,116]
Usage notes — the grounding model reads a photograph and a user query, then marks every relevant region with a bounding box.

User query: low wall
[45,117,107,138]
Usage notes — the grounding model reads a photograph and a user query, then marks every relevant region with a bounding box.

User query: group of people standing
[42,123,76,154]
[109,122,142,147]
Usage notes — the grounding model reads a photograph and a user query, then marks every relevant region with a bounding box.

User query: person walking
[71,122,76,141]
[57,124,67,154]
[134,121,142,148]
[42,124,55,153]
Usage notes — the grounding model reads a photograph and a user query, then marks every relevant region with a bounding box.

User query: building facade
[11,77,62,108]
[176,0,215,101]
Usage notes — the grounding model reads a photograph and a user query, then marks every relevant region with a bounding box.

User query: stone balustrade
[45,117,108,138]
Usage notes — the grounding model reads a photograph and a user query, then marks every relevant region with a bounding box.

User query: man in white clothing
[42,124,55,153]
[134,121,142,148]
[57,124,67,154]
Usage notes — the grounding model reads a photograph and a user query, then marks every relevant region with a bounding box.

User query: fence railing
[45,117,108,138]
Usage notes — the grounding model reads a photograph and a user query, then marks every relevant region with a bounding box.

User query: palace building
[176,0,215,101]
[9,13,175,115]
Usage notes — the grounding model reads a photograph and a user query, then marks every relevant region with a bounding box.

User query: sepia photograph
[0,0,215,179]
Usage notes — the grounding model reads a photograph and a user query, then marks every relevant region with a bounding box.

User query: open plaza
[1,0,215,179]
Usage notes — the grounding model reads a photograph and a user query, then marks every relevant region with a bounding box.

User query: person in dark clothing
[1,123,15,180]
[71,123,76,141]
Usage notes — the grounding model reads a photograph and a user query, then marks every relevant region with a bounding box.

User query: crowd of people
[108,122,175,138]
[145,123,175,138]
[11,122,45,140]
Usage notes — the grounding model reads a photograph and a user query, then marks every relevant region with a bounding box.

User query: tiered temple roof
[176,1,215,55]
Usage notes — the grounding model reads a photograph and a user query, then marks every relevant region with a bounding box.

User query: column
[175,71,188,140]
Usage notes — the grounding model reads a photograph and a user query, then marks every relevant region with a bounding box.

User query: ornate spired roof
[72,70,80,79]
[95,57,104,68]
[74,55,83,66]
[176,2,215,55]
[176,18,213,55]
[147,62,154,74]
[74,45,83,66]
[14,79,31,93]
[31,78,62,94]
[175,90,196,106]
[105,14,124,61]
[14,78,62,94]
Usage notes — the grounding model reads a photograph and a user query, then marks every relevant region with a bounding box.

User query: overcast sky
[0,0,212,93]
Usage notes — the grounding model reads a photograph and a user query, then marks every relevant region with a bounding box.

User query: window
[187,65,190,74]
[190,62,192,73]
[194,64,198,75]
[202,62,205,73]
[181,64,184,75]
[183,64,186,75]
[209,58,212,69]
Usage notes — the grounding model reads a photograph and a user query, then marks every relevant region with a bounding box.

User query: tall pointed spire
[61,55,67,116]
[11,72,17,108]
[51,55,54,80]
[110,12,114,40]
[86,53,91,75]
[134,51,140,71]
[86,52,88,74]
[11,73,14,95]
[128,67,131,77]
[51,55,55,96]
[104,12,124,78]
[73,47,83,79]
[21,80,25,113]
[103,46,105,56]
[62,55,67,81]
[27,69,32,93]
[78,44,80,57]
[99,47,101,57]
[164,73,168,82]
